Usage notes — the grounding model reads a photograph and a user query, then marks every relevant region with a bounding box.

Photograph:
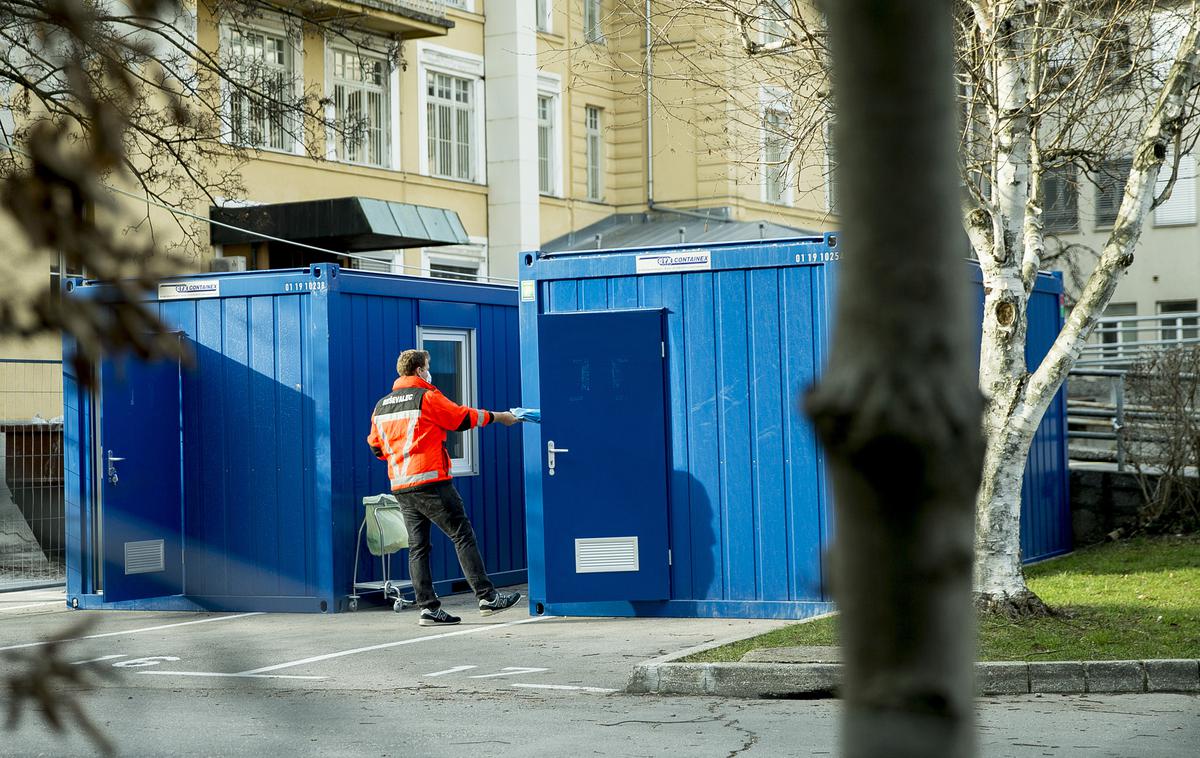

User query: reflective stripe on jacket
[367,376,493,491]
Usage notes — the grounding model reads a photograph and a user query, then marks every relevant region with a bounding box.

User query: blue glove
[509,407,541,424]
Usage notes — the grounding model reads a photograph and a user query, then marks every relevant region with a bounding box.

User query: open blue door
[99,349,184,602]
[538,309,671,603]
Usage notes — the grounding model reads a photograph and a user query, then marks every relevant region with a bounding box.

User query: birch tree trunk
[970,6,1200,616]
[808,1,982,755]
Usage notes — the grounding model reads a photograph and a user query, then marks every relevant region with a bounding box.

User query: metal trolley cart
[349,494,416,612]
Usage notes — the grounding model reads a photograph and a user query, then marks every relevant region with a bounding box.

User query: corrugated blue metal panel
[521,236,841,620]
[969,264,1072,563]
[63,266,524,613]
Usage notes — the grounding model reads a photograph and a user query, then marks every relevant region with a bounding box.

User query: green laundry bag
[362,494,409,555]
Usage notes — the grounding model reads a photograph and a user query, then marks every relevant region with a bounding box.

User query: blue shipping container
[520,237,1070,620]
[62,264,525,613]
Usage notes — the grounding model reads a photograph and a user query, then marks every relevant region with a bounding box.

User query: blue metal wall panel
[521,236,839,619]
[63,266,524,613]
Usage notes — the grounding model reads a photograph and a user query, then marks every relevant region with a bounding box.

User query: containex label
[634,251,712,274]
[157,280,220,300]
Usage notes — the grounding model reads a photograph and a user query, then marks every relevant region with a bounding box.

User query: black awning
[209,197,469,252]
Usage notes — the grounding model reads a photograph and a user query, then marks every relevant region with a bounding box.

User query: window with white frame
[536,0,552,32]
[225,26,297,152]
[330,47,389,167]
[586,105,604,201]
[757,0,789,46]
[1095,157,1132,228]
[1155,149,1197,227]
[584,0,602,42]
[422,242,486,283]
[762,106,789,205]
[351,251,404,274]
[418,327,478,475]
[825,122,838,213]
[427,71,476,181]
[444,0,471,10]
[538,95,556,194]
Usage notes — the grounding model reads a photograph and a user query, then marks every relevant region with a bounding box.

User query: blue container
[62,264,525,612]
[970,265,1072,563]
[519,237,1070,620]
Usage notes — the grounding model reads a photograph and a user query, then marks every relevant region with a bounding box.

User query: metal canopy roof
[541,207,818,253]
[210,197,470,252]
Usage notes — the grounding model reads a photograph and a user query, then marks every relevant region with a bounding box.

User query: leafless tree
[0,0,401,376]
[599,0,1200,616]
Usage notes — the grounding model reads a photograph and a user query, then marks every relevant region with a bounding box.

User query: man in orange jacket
[368,348,523,626]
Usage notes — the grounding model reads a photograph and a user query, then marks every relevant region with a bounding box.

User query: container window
[418,327,478,475]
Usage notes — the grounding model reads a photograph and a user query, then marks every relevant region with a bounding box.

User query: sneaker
[479,590,522,617]
[419,608,461,626]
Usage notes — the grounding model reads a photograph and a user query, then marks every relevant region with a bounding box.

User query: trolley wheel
[348,598,359,612]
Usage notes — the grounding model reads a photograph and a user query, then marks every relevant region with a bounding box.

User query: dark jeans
[396,480,495,611]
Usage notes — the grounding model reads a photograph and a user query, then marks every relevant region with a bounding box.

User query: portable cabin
[518,236,1070,620]
[62,264,525,612]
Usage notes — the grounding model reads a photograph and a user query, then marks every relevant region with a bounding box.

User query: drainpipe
[644,2,731,226]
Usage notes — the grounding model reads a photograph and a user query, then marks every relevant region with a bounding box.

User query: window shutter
[1155,151,1196,227]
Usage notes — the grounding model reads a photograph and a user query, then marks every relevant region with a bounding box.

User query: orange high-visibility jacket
[367,376,493,491]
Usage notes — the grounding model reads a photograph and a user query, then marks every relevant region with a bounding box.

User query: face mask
[419,367,432,384]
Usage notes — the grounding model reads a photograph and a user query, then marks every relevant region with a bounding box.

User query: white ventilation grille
[575,536,639,574]
[125,540,165,575]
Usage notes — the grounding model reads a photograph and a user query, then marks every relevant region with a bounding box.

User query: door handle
[106,450,124,485]
[547,441,569,476]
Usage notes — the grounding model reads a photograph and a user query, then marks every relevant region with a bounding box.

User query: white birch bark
[971,7,1200,611]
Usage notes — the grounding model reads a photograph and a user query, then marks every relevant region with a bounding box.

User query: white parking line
[237,616,546,675]
[0,612,265,652]
[71,655,127,665]
[424,665,478,677]
[469,666,548,679]
[137,671,327,681]
[510,683,617,694]
[0,602,61,613]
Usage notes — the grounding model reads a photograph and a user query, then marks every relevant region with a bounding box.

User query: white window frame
[324,40,396,169]
[444,0,475,12]
[421,239,488,282]
[417,327,479,476]
[537,73,564,197]
[584,0,603,42]
[757,0,789,46]
[351,250,406,274]
[760,87,793,206]
[585,105,604,201]
[1154,149,1197,227]
[536,0,553,33]
[824,121,837,213]
[219,16,305,156]
[417,43,486,184]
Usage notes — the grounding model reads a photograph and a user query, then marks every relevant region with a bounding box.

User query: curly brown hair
[396,349,429,376]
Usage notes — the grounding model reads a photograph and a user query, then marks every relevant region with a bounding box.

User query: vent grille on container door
[124,539,165,575]
[574,536,639,574]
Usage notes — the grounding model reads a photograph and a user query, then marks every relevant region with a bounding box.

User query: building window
[585,106,603,201]
[427,71,475,181]
[538,95,557,195]
[1099,302,1137,362]
[584,0,602,42]
[1155,150,1197,227]
[1158,300,1198,344]
[417,327,478,475]
[757,0,789,46]
[825,123,838,213]
[330,48,389,167]
[1095,157,1131,228]
[536,0,551,32]
[430,261,480,281]
[1042,164,1078,232]
[225,27,297,152]
[763,107,789,205]
[351,251,403,274]
[444,0,471,10]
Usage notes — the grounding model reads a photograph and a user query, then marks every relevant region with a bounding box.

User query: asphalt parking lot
[0,585,788,695]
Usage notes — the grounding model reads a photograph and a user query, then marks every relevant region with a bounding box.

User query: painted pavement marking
[0,612,265,652]
[423,665,478,677]
[236,616,546,675]
[136,671,328,681]
[71,654,127,665]
[468,666,549,679]
[510,683,617,694]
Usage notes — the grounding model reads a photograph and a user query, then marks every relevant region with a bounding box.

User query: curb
[626,659,1200,698]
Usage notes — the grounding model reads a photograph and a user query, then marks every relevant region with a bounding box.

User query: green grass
[685,535,1200,663]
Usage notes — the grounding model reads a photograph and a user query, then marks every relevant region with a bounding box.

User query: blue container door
[538,310,671,603]
[99,353,184,602]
